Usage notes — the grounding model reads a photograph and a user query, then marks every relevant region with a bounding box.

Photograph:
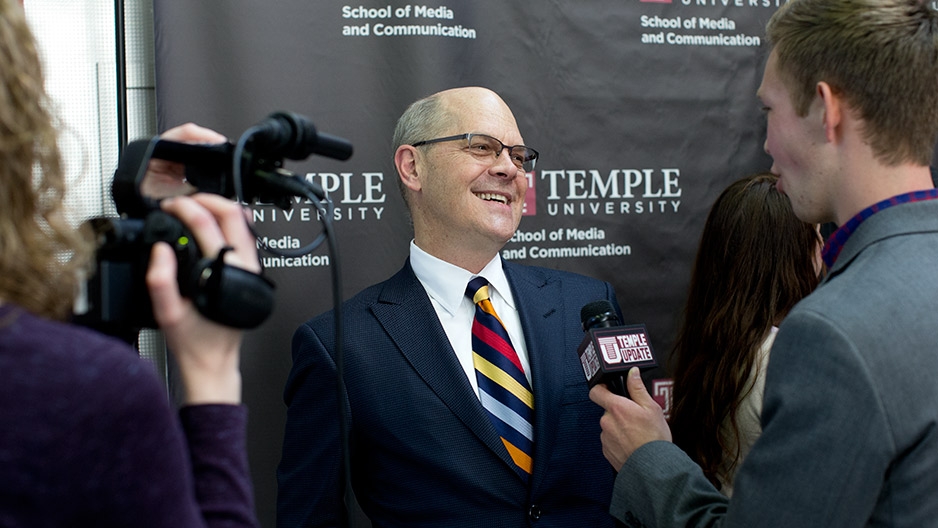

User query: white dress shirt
[409,240,533,398]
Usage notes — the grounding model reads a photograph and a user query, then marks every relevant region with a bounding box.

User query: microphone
[577,300,658,397]
[144,111,352,205]
[250,111,353,161]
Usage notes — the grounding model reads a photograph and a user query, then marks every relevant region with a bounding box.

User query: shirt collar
[822,188,938,268]
[409,241,514,316]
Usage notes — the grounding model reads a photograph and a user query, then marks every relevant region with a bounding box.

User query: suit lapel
[504,262,566,492]
[370,262,514,470]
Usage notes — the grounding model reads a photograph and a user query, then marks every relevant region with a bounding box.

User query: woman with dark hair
[667,172,822,496]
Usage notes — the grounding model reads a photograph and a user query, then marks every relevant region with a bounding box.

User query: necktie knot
[466,276,490,304]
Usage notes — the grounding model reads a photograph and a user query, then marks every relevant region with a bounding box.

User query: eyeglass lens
[468,134,537,172]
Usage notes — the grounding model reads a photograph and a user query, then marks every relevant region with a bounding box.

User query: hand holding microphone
[589,368,672,471]
[579,300,670,470]
[577,300,658,397]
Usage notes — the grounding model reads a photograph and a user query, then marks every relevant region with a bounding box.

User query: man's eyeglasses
[411,133,539,172]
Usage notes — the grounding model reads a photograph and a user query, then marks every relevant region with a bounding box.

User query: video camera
[73,112,353,339]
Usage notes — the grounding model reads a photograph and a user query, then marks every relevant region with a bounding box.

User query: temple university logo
[652,378,674,421]
[522,171,536,216]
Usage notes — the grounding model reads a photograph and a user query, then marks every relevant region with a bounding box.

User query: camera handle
[187,246,275,329]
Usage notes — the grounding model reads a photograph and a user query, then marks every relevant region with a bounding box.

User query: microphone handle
[608,374,629,398]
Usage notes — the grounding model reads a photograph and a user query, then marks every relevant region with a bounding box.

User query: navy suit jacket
[277,259,620,527]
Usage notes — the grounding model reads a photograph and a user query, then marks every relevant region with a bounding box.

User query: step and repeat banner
[154,1,779,524]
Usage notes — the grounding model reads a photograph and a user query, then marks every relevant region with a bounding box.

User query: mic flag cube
[578,324,658,389]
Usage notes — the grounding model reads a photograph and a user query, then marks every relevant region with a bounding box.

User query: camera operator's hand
[146,193,258,405]
[139,123,228,200]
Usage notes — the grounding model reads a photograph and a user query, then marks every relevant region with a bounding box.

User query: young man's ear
[816,81,843,144]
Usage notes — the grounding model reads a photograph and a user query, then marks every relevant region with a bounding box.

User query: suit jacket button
[528,505,541,520]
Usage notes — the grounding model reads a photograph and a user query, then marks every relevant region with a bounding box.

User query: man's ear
[395,145,422,192]
[817,81,842,144]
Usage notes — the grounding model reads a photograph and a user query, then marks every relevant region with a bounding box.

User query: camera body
[74,112,352,338]
[75,210,201,336]
[74,135,275,338]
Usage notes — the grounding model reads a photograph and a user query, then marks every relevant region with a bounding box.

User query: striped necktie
[466,276,534,481]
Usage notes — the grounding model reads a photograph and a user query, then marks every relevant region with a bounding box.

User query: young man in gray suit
[589,0,938,526]
[278,87,621,527]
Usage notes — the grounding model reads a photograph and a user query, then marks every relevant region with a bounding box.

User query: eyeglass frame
[410,133,539,172]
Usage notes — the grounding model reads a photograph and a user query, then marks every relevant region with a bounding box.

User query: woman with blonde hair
[0,1,260,525]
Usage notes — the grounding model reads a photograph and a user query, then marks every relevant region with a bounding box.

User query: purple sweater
[0,304,258,527]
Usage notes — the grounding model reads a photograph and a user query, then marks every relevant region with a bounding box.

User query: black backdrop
[153,2,783,525]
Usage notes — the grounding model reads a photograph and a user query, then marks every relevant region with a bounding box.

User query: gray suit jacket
[611,198,938,527]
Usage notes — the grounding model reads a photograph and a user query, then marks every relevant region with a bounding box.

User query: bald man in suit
[277,87,621,527]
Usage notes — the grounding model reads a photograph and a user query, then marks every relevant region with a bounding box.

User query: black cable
[232,127,352,526]
[324,198,351,528]
[251,171,332,258]
[284,176,350,527]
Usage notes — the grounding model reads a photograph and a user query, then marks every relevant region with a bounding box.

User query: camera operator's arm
[143,125,259,527]
[145,193,260,528]
[144,122,244,404]
[147,193,257,404]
